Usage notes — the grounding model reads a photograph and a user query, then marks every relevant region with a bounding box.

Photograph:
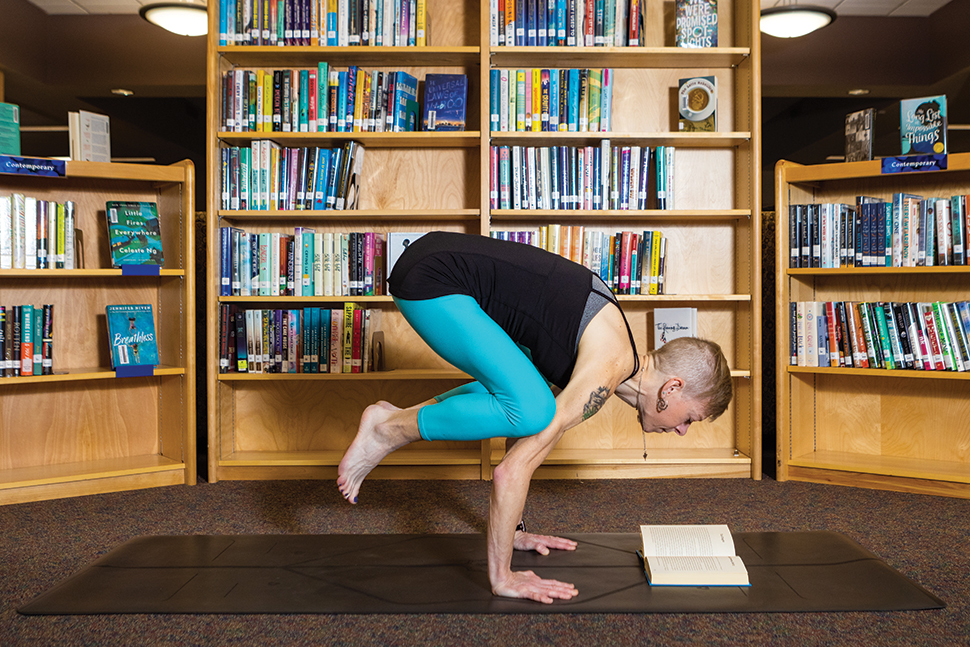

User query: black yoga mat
[19,531,944,615]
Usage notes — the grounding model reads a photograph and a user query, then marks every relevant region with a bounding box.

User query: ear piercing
[657,390,669,412]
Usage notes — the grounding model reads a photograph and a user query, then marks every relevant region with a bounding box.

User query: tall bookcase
[0,160,197,505]
[206,1,761,483]
[775,156,970,498]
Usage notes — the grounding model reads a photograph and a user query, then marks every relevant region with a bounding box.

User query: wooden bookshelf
[205,0,761,483]
[775,155,970,498]
[0,160,196,505]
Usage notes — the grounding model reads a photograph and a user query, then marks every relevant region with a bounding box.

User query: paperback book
[106,304,158,368]
[106,201,164,267]
[0,102,20,155]
[638,524,750,587]
[844,108,874,162]
[675,0,717,48]
[654,307,697,347]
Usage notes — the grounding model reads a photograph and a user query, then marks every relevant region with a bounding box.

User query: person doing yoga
[337,231,733,604]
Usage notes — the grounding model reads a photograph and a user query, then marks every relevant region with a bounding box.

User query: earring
[657,395,668,412]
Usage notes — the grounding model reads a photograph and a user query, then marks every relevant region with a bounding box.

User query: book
[106,201,165,267]
[678,76,717,132]
[422,74,468,132]
[845,108,874,162]
[654,307,697,347]
[900,95,946,155]
[386,231,427,281]
[105,304,159,368]
[0,102,20,156]
[675,0,717,48]
[638,524,750,587]
[68,110,111,163]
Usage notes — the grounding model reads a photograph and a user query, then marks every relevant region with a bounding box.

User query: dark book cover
[106,201,164,267]
[675,0,717,48]
[422,74,468,132]
[845,108,874,162]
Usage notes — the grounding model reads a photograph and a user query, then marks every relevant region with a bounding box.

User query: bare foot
[337,403,419,503]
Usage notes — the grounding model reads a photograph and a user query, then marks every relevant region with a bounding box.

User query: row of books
[219,227,386,297]
[218,303,383,374]
[489,68,613,133]
[791,300,970,373]
[0,305,54,377]
[489,144,674,211]
[0,196,77,270]
[220,141,365,212]
[489,0,714,48]
[788,194,970,269]
[221,67,445,134]
[492,228,667,295]
[219,0,427,47]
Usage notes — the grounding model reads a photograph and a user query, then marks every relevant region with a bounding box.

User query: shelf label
[115,365,156,378]
[0,155,66,177]
[121,264,162,276]
[881,154,947,174]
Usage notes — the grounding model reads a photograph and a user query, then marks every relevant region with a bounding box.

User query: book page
[640,524,736,557]
[648,555,745,574]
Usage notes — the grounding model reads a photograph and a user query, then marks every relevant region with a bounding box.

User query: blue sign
[0,154,66,177]
[881,154,947,174]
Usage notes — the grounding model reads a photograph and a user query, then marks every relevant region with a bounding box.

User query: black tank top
[388,232,639,389]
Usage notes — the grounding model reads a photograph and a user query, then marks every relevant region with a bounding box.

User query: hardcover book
[638,524,750,587]
[422,74,468,132]
[675,0,717,48]
[106,303,158,368]
[678,76,717,132]
[106,201,164,267]
[654,307,697,347]
[900,95,947,155]
[0,102,20,155]
[845,108,874,162]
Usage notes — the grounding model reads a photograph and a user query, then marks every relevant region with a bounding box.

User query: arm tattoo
[582,386,612,421]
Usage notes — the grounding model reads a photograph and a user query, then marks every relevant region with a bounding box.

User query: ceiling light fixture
[760,3,836,38]
[140,0,208,37]
[848,89,870,96]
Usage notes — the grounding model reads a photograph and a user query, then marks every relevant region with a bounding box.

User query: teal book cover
[901,95,947,155]
[0,102,20,155]
[106,304,158,368]
[106,201,164,266]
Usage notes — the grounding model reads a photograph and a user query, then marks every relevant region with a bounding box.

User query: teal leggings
[393,294,557,442]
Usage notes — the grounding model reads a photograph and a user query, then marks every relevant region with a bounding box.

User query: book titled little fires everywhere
[106,201,164,267]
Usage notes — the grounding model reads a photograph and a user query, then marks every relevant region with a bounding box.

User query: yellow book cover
[354,70,368,132]
[547,223,560,255]
[588,69,601,132]
[650,231,662,295]
[416,0,426,45]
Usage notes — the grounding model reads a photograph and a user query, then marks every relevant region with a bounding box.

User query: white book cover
[386,231,427,288]
[77,111,111,163]
[654,307,697,347]
[24,196,36,269]
[0,195,11,269]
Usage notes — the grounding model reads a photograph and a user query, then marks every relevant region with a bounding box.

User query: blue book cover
[106,304,158,368]
[566,69,580,132]
[901,95,947,155]
[675,0,717,48]
[106,201,164,267]
[489,69,501,132]
[394,72,419,132]
[422,74,468,132]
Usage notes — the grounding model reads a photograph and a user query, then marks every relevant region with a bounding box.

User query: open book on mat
[638,524,750,587]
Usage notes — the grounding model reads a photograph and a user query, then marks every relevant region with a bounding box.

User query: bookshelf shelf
[0,160,196,505]
[489,46,750,69]
[206,0,761,483]
[776,154,970,498]
[217,131,483,148]
[491,209,751,221]
[488,131,752,147]
[218,46,482,68]
[220,208,481,221]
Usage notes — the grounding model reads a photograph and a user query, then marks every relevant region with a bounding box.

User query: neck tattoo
[636,358,647,461]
